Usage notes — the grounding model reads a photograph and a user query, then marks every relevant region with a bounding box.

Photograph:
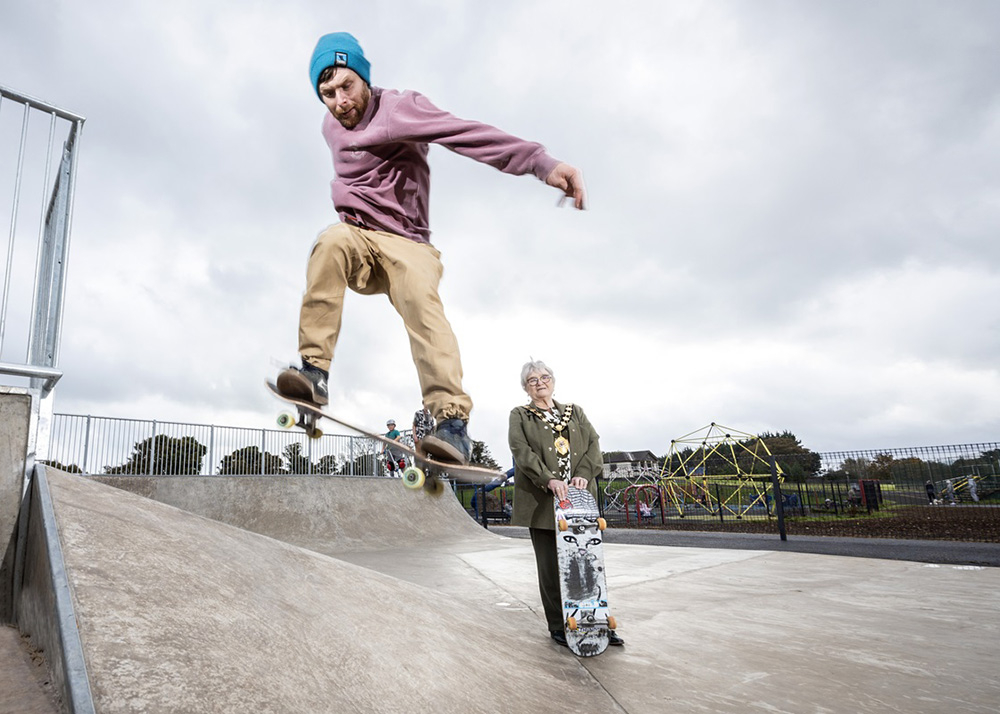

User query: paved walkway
[491,525,1000,566]
[0,625,60,714]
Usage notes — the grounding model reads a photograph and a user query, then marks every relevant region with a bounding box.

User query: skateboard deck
[266,381,501,493]
[554,486,616,657]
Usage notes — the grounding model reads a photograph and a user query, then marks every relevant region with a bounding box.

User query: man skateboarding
[276,32,587,465]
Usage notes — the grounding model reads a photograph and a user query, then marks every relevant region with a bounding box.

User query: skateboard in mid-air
[554,485,617,657]
[266,381,501,493]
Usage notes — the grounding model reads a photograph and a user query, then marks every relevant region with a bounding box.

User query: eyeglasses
[526,374,552,387]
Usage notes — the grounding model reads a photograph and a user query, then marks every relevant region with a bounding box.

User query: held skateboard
[266,381,501,493]
[554,485,617,657]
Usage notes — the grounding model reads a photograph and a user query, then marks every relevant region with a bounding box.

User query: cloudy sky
[2,0,998,461]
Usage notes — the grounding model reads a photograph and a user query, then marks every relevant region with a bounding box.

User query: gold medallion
[554,435,570,456]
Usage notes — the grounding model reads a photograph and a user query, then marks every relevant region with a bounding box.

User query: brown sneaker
[276,362,329,405]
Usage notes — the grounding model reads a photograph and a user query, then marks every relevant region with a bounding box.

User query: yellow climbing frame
[658,422,784,519]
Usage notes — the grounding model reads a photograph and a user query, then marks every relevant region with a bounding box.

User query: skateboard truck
[277,408,323,440]
[267,380,500,493]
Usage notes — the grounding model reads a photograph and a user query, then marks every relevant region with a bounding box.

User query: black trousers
[529,527,562,631]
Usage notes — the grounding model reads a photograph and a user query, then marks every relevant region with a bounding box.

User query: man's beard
[335,89,370,129]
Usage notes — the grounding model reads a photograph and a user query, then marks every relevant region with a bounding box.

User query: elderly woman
[508,359,623,648]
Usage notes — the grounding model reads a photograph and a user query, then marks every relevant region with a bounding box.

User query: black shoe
[550,630,568,647]
[421,418,472,464]
[608,630,624,646]
[276,361,329,405]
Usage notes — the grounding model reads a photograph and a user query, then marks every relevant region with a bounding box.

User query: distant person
[945,479,956,505]
[274,31,587,467]
[412,407,435,454]
[470,474,510,518]
[383,419,405,476]
[968,477,979,503]
[925,480,936,504]
[507,359,623,648]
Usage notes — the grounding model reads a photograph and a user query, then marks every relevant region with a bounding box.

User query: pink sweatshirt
[322,86,560,243]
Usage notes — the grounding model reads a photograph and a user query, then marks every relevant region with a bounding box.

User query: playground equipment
[602,460,659,513]
[622,483,665,526]
[658,423,784,519]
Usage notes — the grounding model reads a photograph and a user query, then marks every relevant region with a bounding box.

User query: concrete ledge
[91,474,495,555]
[15,466,94,714]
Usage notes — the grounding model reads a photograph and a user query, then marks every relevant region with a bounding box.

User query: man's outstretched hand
[546,162,587,210]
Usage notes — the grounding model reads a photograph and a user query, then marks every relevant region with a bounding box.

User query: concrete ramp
[91,475,493,555]
[22,469,1000,713]
[49,470,619,713]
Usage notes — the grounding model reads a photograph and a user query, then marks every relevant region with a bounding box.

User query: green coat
[508,400,602,529]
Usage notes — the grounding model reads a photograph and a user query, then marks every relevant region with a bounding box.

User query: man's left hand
[546,163,587,210]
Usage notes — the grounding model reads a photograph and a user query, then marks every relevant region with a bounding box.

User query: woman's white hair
[520,359,554,389]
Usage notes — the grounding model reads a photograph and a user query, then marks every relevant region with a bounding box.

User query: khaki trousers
[298,223,473,421]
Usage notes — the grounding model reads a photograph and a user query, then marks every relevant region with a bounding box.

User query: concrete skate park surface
[33,471,1000,713]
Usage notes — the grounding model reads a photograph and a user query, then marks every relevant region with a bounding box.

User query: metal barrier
[594,443,1000,543]
[45,412,412,477]
[1,85,85,480]
[0,85,84,395]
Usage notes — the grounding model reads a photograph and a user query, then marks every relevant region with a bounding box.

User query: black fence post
[478,485,488,529]
[714,484,724,523]
[770,456,787,541]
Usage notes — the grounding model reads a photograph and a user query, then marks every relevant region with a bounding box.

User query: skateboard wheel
[308,428,323,440]
[277,412,296,429]
[424,475,446,496]
[597,517,607,531]
[402,466,426,489]
[566,616,578,631]
[558,519,568,532]
[607,615,617,630]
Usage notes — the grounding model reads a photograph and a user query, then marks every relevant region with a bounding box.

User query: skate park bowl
[6,466,1000,713]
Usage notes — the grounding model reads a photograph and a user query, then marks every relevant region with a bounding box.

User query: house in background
[603,450,660,478]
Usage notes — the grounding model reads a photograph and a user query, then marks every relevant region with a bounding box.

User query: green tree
[337,446,380,476]
[41,460,83,474]
[283,443,313,474]
[756,431,821,482]
[315,454,343,474]
[470,441,502,471]
[105,435,206,475]
[218,445,284,475]
[868,453,895,480]
[831,457,870,480]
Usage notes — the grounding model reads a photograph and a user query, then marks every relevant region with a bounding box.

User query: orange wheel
[558,519,568,532]
[597,517,607,531]
[566,616,578,631]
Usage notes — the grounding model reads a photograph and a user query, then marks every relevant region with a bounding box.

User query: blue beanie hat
[309,33,371,98]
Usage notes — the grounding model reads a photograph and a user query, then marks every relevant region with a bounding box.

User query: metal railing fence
[594,443,1000,542]
[46,412,413,477]
[0,85,84,396]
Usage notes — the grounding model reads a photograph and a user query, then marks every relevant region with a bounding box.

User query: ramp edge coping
[33,465,96,714]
